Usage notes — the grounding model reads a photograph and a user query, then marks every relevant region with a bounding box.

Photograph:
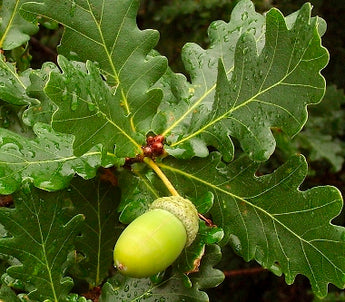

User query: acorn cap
[150,196,199,246]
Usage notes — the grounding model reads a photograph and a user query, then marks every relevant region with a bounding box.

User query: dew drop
[71,93,78,111]
[209,21,218,30]
[143,291,153,299]
[241,11,249,21]
[70,0,77,16]
[257,70,264,80]
[248,27,257,35]
[26,151,36,159]
[229,234,242,253]
[88,102,96,112]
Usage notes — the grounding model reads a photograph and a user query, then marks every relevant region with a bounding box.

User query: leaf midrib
[49,82,142,151]
[172,30,310,147]
[0,0,20,48]
[22,0,135,115]
[160,30,265,139]
[0,58,27,89]
[22,197,59,301]
[0,151,100,165]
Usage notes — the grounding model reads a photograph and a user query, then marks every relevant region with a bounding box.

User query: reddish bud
[152,142,163,150]
[146,136,154,145]
[142,146,152,156]
[154,135,164,143]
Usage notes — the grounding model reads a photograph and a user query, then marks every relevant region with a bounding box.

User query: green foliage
[0,182,84,300]
[65,177,121,287]
[275,85,345,172]
[153,1,328,162]
[0,123,102,194]
[158,153,345,296]
[313,291,345,302]
[101,245,223,302]
[0,0,39,50]
[0,0,343,301]
[0,54,35,106]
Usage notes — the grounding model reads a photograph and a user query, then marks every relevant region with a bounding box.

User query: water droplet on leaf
[70,0,77,16]
[143,291,153,299]
[71,93,78,111]
[88,102,96,112]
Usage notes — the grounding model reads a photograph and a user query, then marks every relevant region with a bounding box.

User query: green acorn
[113,196,199,278]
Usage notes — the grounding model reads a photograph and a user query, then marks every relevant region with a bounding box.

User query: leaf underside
[64,176,121,287]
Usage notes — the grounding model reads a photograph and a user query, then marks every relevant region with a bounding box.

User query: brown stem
[224,267,267,277]
[30,36,58,63]
[198,213,216,227]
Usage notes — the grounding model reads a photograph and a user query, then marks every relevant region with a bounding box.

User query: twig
[30,36,58,62]
[224,267,267,277]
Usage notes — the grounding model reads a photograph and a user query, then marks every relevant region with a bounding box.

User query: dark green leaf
[0,123,102,194]
[0,100,33,135]
[0,0,38,50]
[157,153,345,297]
[64,293,92,302]
[189,245,224,290]
[177,222,224,275]
[0,182,84,301]
[1,272,26,291]
[64,176,120,287]
[0,284,20,301]
[117,166,161,224]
